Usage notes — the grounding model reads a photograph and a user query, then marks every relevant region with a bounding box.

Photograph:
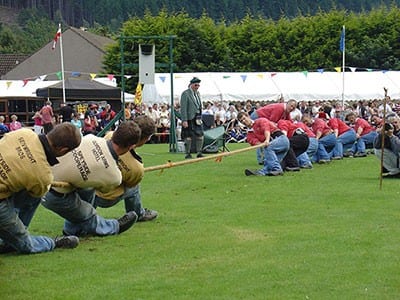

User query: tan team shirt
[0,129,52,199]
[51,134,122,194]
[95,132,144,200]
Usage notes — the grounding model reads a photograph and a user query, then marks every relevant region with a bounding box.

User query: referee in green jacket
[179,77,205,159]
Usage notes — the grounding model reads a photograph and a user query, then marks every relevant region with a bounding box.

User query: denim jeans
[352,131,378,154]
[331,129,356,157]
[94,185,145,218]
[0,190,54,254]
[298,137,318,167]
[314,133,336,162]
[257,135,290,175]
[41,188,119,237]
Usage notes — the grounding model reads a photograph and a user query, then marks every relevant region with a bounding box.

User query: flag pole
[341,25,345,115]
[58,23,66,104]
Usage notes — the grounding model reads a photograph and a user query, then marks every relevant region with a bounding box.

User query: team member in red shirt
[238,112,289,176]
[277,120,309,171]
[327,117,357,159]
[346,112,377,157]
[302,115,336,163]
[249,99,297,164]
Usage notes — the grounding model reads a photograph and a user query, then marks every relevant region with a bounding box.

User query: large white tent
[2,71,400,104]
[152,71,400,104]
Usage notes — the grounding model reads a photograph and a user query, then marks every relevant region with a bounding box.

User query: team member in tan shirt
[0,123,81,254]
[41,121,142,237]
[94,115,158,222]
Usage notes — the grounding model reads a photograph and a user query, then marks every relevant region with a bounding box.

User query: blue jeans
[314,133,336,162]
[41,188,119,237]
[94,185,145,218]
[331,129,356,158]
[257,135,290,175]
[0,190,55,254]
[352,131,378,154]
[298,137,318,167]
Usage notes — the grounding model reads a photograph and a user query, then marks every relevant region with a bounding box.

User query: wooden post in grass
[380,87,388,190]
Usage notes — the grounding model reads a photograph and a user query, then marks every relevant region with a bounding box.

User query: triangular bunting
[56,71,62,80]
[317,68,324,73]
[22,79,29,87]
[90,73,97,80]
[240,75,247,82]
[6,81,12,89]
[159,76,166,83]
[302,70,308,77]
[107,74,114,80]
[350,67,357,72]
[334,67,341,72]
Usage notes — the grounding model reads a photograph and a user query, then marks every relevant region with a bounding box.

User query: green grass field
[1,143,399,299]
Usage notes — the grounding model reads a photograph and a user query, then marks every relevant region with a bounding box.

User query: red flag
[52,27,61,50]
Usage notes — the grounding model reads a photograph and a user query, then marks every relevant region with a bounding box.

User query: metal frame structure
[119,35,177,152]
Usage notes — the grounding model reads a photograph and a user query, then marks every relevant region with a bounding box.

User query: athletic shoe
[244,169,263,176]
[185,154,193,159]
[285,166,300,172]
[117,211,138,234]
[331,156,342,160]
[138,208,158,222]
[383,173,400,179]
[197,153,204,158]
[343,151,354,158]
[354,152,367,157]
[318,159,330,164]
[54,236,79,249]
[268,170,284,176]
[300,164,313,169]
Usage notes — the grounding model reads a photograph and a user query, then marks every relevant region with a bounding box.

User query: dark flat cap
[190,77,201,84]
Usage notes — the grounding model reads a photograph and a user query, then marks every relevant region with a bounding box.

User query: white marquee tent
[2,71,400,104]
[152,71,400,104]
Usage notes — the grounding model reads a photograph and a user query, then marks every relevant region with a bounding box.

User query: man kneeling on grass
[238,112,290,176]
[41,121,142,237]
[0,123,81,254]
[89,115,158,223]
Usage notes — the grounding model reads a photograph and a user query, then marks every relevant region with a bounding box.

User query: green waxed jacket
[180,88,202,122]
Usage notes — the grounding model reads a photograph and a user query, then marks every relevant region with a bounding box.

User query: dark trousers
[281,134,310,168]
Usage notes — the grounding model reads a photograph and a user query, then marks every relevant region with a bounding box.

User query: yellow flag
[134,82,142,105]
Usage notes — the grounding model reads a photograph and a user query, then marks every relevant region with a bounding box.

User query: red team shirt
[255,103,291,123]
[246,118,279,146]
[327,118,351,135]
[353,118,374,136]
[311,118,332,137]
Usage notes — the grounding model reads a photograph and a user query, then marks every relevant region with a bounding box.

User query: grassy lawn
[1,143,399,299]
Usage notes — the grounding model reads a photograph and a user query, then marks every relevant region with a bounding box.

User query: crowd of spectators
[2,97,400,153]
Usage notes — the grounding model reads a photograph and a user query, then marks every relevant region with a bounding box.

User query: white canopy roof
[2,71,400,103]
[153,71,400,103]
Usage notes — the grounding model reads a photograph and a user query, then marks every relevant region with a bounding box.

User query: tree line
[102,7,400,91]
[1,5,400,92]
[0,0,399,28]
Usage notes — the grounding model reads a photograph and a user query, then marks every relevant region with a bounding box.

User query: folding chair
[202,126,229,153]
